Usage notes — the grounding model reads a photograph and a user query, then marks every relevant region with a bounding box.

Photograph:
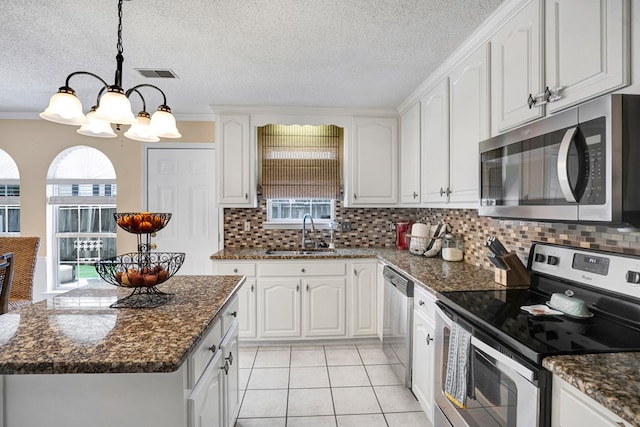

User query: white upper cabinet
[545,0,629,114]
[449,44,490,206]
[217,114,255,207]
[491,0,544,133]
[421,78,450,206]
[400,103,421,205]
[349,117,399,206]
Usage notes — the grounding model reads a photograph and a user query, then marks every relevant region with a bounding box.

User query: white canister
[442,233,464,262]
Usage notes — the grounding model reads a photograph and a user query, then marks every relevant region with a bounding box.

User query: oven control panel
[531,243,640,300]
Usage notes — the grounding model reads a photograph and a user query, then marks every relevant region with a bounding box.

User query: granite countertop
[0,275,244,375]
[211,247,517,295]
[544,353,640,426]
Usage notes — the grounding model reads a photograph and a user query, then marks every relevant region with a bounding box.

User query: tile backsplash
[224,201,640,270]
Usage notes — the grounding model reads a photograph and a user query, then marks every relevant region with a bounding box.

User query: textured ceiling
[0,0,505,118]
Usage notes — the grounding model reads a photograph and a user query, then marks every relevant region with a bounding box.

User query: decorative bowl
[114,212,172,234]
[95,252,185,288]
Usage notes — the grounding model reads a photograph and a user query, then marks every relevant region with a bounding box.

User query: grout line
[285,346,292,426]
[323,344,340,427]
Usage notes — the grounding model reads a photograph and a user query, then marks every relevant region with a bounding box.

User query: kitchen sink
[264,249,336,256]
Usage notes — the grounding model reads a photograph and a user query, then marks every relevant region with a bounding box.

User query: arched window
[47,147,117,289]
[0,150,20,234]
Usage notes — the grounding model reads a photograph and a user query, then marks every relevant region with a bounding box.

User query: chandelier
[39,0,181,142]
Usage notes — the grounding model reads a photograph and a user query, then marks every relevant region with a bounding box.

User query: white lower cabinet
[351,261,378,337]
[215,259,378,341]
[188,350,225,427]
[552,375,632,427]
[412,287,437,424]
[303,278,347,337]
[258,278,302,338]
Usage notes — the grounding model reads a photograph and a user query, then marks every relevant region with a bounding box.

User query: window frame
[263,198,336,230]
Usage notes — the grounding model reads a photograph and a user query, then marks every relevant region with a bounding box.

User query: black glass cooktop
[438,284,640,365]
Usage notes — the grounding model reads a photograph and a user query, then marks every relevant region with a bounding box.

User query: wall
[0,119,214,255]
[224,202,640,271]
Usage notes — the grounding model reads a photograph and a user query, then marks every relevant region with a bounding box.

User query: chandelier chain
[117,0,123,55]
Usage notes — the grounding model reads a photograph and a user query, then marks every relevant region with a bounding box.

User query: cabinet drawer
[222,294,240,334]
[414,286,437,321]
[259,262,346,277]
[189,319,223,388]
[215,262,256,276]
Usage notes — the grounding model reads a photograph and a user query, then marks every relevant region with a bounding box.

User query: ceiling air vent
[135,69,179,79]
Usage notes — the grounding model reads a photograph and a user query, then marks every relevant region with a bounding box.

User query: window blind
[261,124,341,199]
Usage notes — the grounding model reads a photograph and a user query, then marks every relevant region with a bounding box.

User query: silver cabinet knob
[233,268,238,273]
[419,300,424,306]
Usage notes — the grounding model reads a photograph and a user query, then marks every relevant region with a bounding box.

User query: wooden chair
[0,237,40,311]
[0,252,14,314]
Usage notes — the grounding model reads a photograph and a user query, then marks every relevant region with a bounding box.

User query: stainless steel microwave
[478,94,640,227]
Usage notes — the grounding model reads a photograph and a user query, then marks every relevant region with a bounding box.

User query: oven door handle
[470,335,536,382]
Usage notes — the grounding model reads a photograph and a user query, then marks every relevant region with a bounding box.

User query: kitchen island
[0,275,244,427]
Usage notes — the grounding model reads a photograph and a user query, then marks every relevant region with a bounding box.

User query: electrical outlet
[341,221,351,232]
[244,221,251,231]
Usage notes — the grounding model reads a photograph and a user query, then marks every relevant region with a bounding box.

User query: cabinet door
[552,375,632,427]
[400,103,421,205]
[257,279,301,338]
[350,117,398,205]
[238,279,256,339]
[449,44,490,205]
[217,114,254,206]
[545,0,629,114]
[491,0,544,134]
[412,301,436,423]
[220,320,240,427]
[188,351,225,427]
[350,262,377,337]
[303,278,347,337]
[421,78,450,206]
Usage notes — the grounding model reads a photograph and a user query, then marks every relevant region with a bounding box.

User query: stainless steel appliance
[382,265,414,388]
[435,242,640,426]
[479,94,640,226]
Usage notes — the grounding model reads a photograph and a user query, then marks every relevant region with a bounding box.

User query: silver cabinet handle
[354,193,357,200]
[439,187,445,197]
[230,311,237,318]
[251,284,254,292]
[445,187,452,196]
[208,344,216,353]
[427,334,433,345]
[296,284,299,292]
[353,268,358,276]
[306,284,309,292]
[244,193,248,200]
[413,191,418,199]
[221,360,229,375]
[419,300,424,306]
[226,351,234,366]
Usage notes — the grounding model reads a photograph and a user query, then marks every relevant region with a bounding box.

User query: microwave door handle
[557,127,579,203]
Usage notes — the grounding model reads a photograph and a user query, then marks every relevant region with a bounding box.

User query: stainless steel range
[434,242,640,427]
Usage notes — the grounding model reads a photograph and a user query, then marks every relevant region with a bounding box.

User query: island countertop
[0,275,244,375]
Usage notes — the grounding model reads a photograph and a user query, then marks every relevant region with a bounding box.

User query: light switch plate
[341,221,351,232]
[244,221,251,231]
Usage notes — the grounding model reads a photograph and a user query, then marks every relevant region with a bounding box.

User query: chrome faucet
[302,213,316,249]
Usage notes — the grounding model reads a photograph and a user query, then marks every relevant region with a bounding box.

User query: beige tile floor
[235,342,432,427]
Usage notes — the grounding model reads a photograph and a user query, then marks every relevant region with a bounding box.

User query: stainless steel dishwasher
[382,265,414,388]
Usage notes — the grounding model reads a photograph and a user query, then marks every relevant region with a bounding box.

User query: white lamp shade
[124,114,160,142]
[39,91,85,125]
[94,91,137,125]
[150,109,182,138]
[77,110,117,138]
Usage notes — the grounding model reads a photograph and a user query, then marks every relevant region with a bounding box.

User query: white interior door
[146,147,218,275]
